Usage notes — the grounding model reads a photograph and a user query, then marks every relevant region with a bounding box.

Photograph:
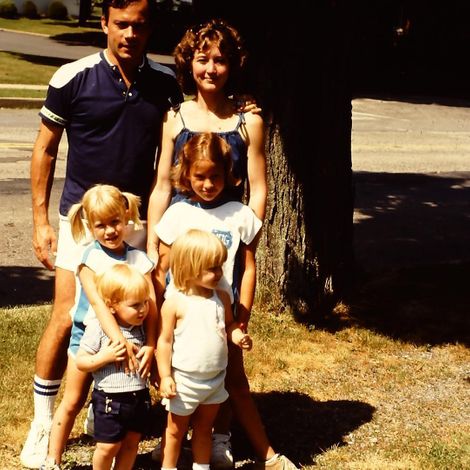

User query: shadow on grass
[64,391,375,469]
[0,266,54,307]
[6,51,70,68]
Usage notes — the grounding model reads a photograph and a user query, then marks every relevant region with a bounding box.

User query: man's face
[101,0,152,66]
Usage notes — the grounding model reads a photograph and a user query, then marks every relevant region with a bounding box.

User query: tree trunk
[193,1,354,318]
[78,0,92,26]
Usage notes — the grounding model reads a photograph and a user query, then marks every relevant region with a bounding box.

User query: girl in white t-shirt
[154,132,293,470]
[157,229,252,470]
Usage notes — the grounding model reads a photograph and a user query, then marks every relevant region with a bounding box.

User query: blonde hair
[95,264,149,306]
[67,184,142,242]
[171,132,240,196]
[170,229,227,293]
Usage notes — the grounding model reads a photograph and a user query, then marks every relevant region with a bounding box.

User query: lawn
[2,286,469,469]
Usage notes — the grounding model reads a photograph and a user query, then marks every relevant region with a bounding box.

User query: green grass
[0,88,46,98]
[2,299,469,469]
[0,16,100,36]
[0,51,66,85]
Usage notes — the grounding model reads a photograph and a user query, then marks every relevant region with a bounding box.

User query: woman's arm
[244,113,268,221]
[156,296,177,398]
[147,112,178,261]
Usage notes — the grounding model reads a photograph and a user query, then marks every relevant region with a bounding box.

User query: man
[20,0,182,467]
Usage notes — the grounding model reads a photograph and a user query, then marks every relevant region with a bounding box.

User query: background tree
[192,0,354,319]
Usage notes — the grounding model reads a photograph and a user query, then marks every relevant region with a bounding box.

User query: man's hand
[33,223,57,270]
[233,94,262,115]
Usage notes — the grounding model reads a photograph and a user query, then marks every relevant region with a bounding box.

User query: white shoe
[39,457,61,470]
[83,402,94,437]
[211,433,234,469]
[20,421,50,469]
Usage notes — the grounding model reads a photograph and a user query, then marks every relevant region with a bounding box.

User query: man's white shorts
[55,214,147,272]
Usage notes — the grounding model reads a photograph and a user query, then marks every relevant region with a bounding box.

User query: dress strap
[177,108,187,128]
[234,112,245,131]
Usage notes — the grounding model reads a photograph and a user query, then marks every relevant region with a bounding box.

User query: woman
[147,19,297,470]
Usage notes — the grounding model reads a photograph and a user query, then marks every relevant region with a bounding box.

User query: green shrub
[0,0,18,18]
[22,0,38,18]
[47,0,68,19]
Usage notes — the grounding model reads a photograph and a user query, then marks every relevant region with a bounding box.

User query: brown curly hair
[174,18,247,96]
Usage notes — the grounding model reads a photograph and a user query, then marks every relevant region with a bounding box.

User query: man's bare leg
[20,268,75,469]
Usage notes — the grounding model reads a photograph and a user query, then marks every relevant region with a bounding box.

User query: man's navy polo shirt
[40,51,183,218]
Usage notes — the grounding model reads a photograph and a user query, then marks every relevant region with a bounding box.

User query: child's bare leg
[47,357,92,463]
[213,399,232,434]
[225,343,276,461]
[191,404,220,464]
[93,441,121,470]
[162,412,191,468]
[113,431,141,470]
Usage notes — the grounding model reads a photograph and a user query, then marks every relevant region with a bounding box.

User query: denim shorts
[91,388,151,443]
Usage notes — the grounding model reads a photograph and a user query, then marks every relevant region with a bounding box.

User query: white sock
[265,454,280,464]
[192,464,210,470]
[33,375,61,427]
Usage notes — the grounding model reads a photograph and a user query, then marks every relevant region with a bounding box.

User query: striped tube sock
[33,375,61,427]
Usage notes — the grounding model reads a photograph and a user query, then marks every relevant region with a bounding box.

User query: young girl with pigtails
[40,184,157,469]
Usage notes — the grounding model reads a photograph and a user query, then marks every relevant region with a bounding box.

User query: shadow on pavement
[346,171,470,347]
[0,266,54,307]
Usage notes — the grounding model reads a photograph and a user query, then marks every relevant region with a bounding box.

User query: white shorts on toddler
[162,369,228,416]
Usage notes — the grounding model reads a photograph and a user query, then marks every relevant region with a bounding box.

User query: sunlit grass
[0,51,60,84]
[0,17,99,36]
[1,301,468,469]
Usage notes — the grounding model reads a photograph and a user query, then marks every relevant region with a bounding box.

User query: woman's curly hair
[174,18,247,96]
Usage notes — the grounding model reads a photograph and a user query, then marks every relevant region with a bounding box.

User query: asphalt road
[1,28,470,308]
[0,29,173,64]
[1,99,470,307]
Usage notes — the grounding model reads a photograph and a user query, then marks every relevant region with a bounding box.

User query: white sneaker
[83,402,94,437]
[211,433,234,469]
[39,457,61,470]
[20,421,50,469]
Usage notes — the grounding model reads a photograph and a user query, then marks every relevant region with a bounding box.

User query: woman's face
[191,45,230,93]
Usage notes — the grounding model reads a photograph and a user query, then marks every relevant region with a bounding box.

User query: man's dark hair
[101,0,157,23]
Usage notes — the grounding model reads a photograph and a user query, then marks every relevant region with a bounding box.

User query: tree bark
[193,1,354,318]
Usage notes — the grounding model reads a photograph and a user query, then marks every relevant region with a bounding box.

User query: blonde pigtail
[68,202,87,243]
[122,192,143,230]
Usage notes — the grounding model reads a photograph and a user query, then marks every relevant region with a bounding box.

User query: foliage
[0,0,17,18]
[22,0,38,18]
[47,0,68,20]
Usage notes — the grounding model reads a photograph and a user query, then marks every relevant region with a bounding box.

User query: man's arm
[31,119,63,270]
